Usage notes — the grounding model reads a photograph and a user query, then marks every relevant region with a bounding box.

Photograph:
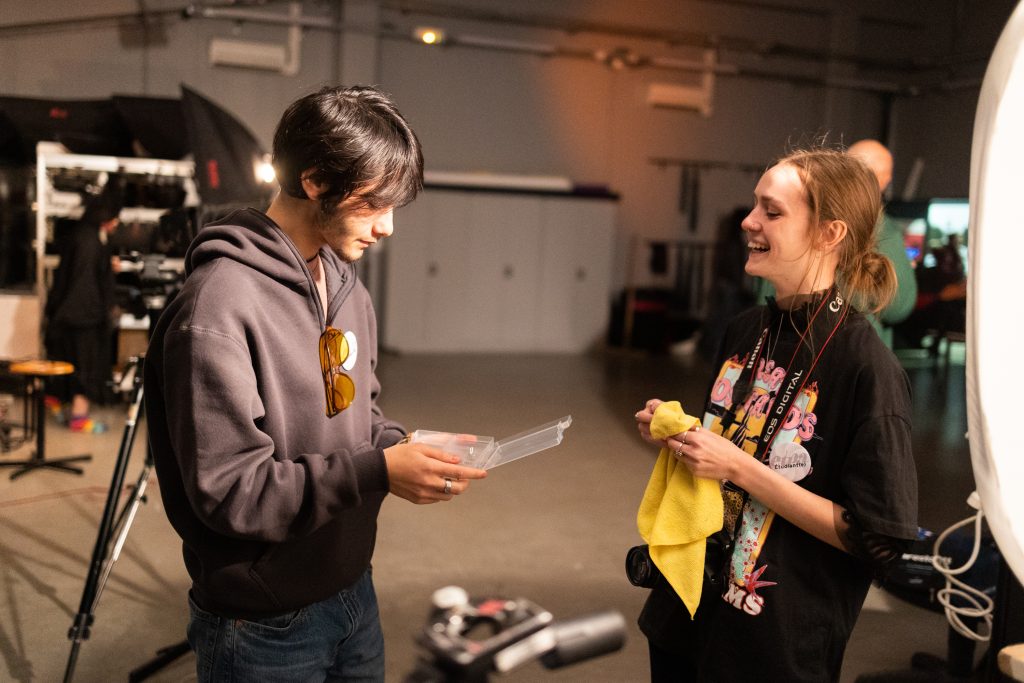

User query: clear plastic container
[407,430,496,469]
[407,415,572,470]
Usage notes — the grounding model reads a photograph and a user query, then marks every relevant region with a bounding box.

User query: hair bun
[860,251,889,281]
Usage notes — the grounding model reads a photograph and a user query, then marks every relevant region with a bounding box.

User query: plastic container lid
[409,415,573,470]
[486,415,573,469]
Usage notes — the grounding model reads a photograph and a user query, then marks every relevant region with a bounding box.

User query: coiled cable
[931,493,994,642]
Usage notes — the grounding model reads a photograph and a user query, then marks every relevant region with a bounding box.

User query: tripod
[61,356,189,682]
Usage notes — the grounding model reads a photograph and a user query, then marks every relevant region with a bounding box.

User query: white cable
[931,504,994,641]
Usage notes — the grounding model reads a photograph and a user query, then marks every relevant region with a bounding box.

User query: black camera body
[626,532,735,592]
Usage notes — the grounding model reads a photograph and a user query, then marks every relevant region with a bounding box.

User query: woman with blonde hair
[634,148,918,681]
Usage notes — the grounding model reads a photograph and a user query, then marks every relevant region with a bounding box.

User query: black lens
[626,545,660,588]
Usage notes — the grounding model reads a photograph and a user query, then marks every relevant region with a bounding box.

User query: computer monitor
[923,199,969,272]
[887,198,969,270]
[927,199,970,236]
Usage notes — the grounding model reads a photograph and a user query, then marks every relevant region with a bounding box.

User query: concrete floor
[0,346,976,682]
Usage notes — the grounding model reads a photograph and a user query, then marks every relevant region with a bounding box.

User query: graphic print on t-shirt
[705,352,819,616]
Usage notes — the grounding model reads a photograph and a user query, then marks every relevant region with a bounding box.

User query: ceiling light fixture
[414,26,445,45]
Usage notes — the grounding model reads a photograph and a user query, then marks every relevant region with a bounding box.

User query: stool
[0,360,92,480]
[0,361,32,452]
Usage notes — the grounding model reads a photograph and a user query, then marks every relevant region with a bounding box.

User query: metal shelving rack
[32,142,198,337]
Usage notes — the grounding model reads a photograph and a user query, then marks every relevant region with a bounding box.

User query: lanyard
[721,287,849,464]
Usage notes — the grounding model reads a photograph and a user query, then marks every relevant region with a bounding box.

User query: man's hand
[383,442,487,504]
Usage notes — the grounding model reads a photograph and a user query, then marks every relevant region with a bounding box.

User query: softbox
[112,95,189,160]
[0,96,134,163]
[180,84,266,207]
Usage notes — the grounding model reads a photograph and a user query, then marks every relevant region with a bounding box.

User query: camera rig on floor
[404,585,626,682]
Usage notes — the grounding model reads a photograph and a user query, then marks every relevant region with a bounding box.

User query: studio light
[256,159,277,184]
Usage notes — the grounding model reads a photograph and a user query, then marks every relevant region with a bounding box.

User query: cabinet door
[384,190,473,352]
[537,198,617,351]
[383,193,427,350]
[464,194,542,351]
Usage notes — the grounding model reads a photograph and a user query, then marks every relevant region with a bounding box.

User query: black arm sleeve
[838,508,910,580]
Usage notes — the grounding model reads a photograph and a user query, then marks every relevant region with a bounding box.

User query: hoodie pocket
[248,544,284,609]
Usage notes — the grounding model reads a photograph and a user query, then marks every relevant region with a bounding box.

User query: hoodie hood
[186,208,357,321]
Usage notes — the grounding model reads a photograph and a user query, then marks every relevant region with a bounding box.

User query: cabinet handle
[427,262,439,277]
[576,267,587,281]
[503,265,515,279]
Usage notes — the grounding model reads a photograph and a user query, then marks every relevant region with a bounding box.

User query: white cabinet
[383,187,617,353]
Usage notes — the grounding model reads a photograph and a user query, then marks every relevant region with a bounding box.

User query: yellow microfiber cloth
[637,401,724,618]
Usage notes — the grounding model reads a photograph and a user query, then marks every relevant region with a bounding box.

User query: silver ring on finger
[443,477,453,495]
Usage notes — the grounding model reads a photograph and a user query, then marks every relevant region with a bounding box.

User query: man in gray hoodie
[145,85,486,682]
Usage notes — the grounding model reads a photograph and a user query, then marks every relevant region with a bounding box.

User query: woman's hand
[635,398,665,447]
[648,408,850,554]
[663,426,745,482]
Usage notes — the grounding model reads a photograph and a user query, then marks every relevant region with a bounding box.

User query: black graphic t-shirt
[639,300,918,682]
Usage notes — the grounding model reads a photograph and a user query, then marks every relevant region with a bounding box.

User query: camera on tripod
[116,253,184,321]
[404,586,626,682]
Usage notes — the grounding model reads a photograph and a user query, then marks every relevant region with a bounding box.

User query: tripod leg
[90,463,152,614]
[128,640,191,683]
[62,358,146,683]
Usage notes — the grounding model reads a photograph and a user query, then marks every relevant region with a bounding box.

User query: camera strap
[707,287,850,584]
[721,286,850,465]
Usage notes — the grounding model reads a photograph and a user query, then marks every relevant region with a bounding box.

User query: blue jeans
[187,570,384,682]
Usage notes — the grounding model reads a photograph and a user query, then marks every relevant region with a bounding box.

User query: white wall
[0,0,1017,311]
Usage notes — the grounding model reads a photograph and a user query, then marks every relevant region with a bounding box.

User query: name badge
[768,442,812,482]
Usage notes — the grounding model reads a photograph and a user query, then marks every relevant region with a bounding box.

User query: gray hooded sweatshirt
[145,208,404,619]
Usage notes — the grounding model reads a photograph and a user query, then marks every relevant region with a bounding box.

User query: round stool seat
[9,359,75,377]
[2,358,89,480]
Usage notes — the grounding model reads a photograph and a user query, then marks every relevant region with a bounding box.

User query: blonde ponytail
[840,249,897,315]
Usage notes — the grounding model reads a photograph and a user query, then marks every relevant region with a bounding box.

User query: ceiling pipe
[381,0,941,73]
[189,2,336,29]
[407,30,909,95]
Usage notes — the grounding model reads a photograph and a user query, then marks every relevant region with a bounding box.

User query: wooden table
[0,360,92,479]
